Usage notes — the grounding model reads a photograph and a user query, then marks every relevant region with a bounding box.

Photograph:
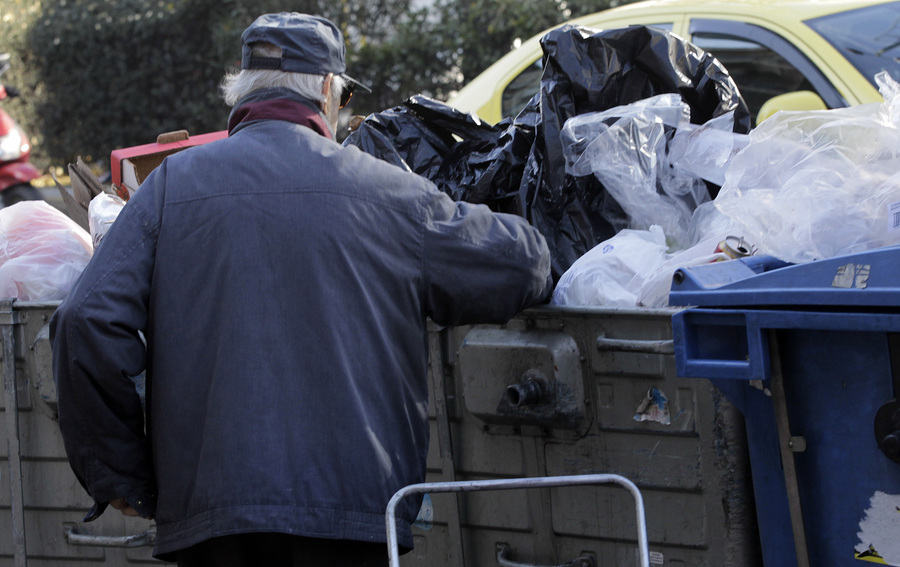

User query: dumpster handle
[596,334,674,355]
[386,474,649,567]
[768,331,810,567]
[429,328,466,567]
[63,524,156,548]
[496,542,595,567]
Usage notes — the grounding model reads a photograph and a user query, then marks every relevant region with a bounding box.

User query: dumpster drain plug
[506,371,549,407]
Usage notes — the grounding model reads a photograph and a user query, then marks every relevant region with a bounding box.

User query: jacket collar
[227,87,333,140]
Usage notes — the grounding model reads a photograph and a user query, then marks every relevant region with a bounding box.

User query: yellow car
[447,0,900,126]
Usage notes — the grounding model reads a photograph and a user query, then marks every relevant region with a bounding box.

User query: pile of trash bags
[345,24,900,308]
[346,25,750,281]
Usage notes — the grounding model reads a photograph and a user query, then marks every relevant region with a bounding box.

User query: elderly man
[52,12,552,566]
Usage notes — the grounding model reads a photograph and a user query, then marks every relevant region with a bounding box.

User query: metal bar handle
[64,524,156,548]
[385,474,650,567]
[496,543,594,567]
[596,334,674,355]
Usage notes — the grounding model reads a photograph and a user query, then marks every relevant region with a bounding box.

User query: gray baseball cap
[241,12,369,93]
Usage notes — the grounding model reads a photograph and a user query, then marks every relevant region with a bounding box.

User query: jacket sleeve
[50,166,167,520]
[422,186,553,327]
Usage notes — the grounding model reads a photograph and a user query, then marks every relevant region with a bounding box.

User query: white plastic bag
[88,193,126,248]
[551,224,735,307]
[712,72,900,263]
[637,234,731,307]
[551,225,670,307]
[0,201,93,300]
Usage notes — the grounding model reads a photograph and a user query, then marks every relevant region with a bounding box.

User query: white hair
[219,42,345,109]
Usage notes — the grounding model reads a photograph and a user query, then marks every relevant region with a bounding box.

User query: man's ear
[320,73,333,113]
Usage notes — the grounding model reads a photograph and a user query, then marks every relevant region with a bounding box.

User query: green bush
[5,0,417,169]
[25,0,239,167]
[0,0,627,172]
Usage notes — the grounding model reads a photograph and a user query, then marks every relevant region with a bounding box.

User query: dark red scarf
[227,98,333,140]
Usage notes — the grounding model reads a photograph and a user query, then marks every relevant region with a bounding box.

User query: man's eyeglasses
[340,83,356,108]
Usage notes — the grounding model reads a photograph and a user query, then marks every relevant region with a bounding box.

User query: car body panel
[448,0,892,124]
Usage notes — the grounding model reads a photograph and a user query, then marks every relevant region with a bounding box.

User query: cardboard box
[110,129,227,200]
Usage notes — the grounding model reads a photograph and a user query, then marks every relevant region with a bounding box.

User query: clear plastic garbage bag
[0,201,93,300]
[668,111,751,188]
[712,71,900,263]
[559,94,746,249]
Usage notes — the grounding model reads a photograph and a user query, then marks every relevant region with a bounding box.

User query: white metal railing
[385,473,650,567]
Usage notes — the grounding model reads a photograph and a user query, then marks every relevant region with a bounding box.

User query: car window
[805,1,900,88]
[502,60,544,119]
[691,33,816,124]
[500,23,674,119]
[690,19,846,125]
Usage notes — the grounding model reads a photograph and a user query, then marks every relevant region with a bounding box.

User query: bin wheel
[874,399,900,464]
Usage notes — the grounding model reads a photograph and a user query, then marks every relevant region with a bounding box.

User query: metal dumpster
[0,299,168,567]
[1,299,759,566]
[406,305,760,567]
[670,247,900,567]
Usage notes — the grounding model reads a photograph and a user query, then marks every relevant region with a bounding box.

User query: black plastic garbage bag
[343,95,502,198]
[345,24,750,279]
[345,95,535,204]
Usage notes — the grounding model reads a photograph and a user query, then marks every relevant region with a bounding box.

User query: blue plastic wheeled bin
[669,246,900,567]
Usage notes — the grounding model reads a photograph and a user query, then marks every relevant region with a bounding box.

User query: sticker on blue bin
[855,491,900,565]
[832,263,870,289]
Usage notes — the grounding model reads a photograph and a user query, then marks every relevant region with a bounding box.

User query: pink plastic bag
[0,201,93,300]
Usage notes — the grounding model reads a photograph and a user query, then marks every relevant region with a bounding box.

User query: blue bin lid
[668,245,900,308]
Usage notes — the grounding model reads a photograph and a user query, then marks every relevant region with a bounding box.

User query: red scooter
[0,53,42,206]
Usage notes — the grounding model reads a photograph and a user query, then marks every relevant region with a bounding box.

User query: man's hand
[110,498,140,517]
